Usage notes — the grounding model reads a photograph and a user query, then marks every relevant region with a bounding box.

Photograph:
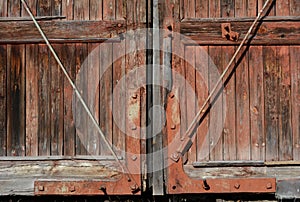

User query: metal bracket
[221,23,240,41]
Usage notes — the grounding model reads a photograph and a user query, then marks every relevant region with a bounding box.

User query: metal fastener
[130,184,139,192]
[132,94,138,99]
[131,155,138,161]
[234,183,240,189]
[69,185,76,192]
[202,179,210,190]
[266,182,272,189]
[38,185,44,191]
[171,124,176,130]
[99,185,106,192]
[169,92,175,98]
[171,152,179,160]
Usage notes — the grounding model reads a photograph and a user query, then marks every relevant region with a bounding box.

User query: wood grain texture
[209,0,221,18]
[221,0,235,18]
[103,0,115,20]
[25,45,39,157]
[0,45,6,156]
[74,0,89,20]
[8,0,21,17]
[222,46,236,161]
[50,44,64,156]
[52,0,62,16]
[0,1,7,17]
[263,46,279,162]
[37,0,51,16]
[249,46,265,161]
[291,46,300,161]
[290,0,300,16]
[7,45,25,156]
[195,0,209,18]
[89,0,103,20]
[62,0,73,20]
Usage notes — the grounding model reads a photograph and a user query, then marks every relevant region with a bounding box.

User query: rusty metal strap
[170,0,275,161]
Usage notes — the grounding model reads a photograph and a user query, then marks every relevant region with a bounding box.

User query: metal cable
[180,0,274,153]
[20,0,134,181]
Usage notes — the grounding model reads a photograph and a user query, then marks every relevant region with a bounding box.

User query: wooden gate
[163,0,300,196]
[0,0,148,195]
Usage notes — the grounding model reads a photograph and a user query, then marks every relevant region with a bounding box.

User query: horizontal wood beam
[0,20,126,44]
[0,16,66,22]
[180,16,300,45]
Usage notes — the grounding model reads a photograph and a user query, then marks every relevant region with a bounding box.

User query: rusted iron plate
[35,175,141,195]
[276,178,300,199]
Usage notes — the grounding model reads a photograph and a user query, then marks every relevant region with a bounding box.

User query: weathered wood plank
[221,0,234,18]
[50,44,64,156]
[290,0,300,16]
[38,45,51,156]
[222,46,236,161]
[247,0,257,17]
[89,0,103,20]
[62,0,73,20]
[258,0,275,16]
[0,20,126,44]
[184,0,195,18]
[249,46,265,161]
[37,0,51,16]
[0,1,7,17]
[62,44,76,156]
[277,46,292,161]
[74,43,88,155]
[103,0,116,20]
[291,46,300,161]
[180,18,300,45]
[195,0,208,18]
[8,0,21,17]
[99,43,113,155]
[7,45,25,156]
[116,0,125,20]
[74,0,89,20]
[0,45,6,156]
[195,46,209,161]
[185,46,196,163]
[209,0,221,18]
[209,46,223,161]
[52,0,62,16]
[25,44,39,156]
[263,46,279,162]
[21,0,37,17]
[235,49,251,160]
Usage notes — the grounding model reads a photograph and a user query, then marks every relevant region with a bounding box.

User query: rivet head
[266,182,272,189]
[38,185,44,191]
[132,94,138,99]
[131,155,138,161]
[99,185,106,191]
[171,124,176,130]
[234,183,240,189]
[70,185,76,192]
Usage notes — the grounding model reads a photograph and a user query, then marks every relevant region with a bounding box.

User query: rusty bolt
[38,185,44,191]
[169,92,175,98]
[234,183,240,189]
[131,155,138,161]
[171,152,179,160]
[132,94,138,99]
[266,182,272,189]
[131,124,137,130]
[171,124,176,130]
[202,179,210,191]
[99,185,106,192]
[130,184,139,192]
[69,185,76,192]
[117,23,122,27]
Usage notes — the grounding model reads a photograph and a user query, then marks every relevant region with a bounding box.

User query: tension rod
[170,0,275,162]
[20,0,136,183]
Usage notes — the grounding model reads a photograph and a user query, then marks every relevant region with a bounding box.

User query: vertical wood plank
[277,46,292,161]
[86,43,100,155]
[115,0,124,20]
[184,0,195,18]
[249,46,265,161]
[38,45,51,156]
[196,0,209,18]
[258,0,275,16]
[275,0,289,16]
[8,0,21,17]
[222,46,236,161]
[195,46,209,161]
[0,1,7,17]
[62,0,74,20]
[290,0,300,16]
[291,46,300,161]
[247,0,257,17]
[74,44,88,155]
[235,0,246,17]
[263,46,279,161]
[52,0,62,16]
[7,45,25,156]
[21,0,37,16]
[209,0,221,18]
[185,46,196,163]
[221,0,235,17]
[99,43,113,155]
[74,0,89,20]
[37,0,51,16]
[0,45,6,156]
[25,45,39,157]
[103,0,116,20]
[89,0,103,20]
[209,46,223,161]
[62,44,76,156]
[50,44,64,156]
